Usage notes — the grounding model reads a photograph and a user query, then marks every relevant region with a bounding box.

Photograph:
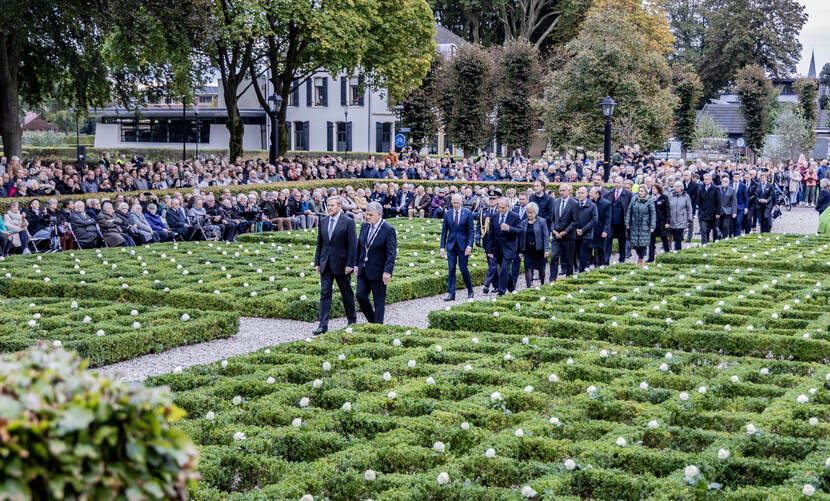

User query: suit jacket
[69,210,99,244]
[734,182,748,211]
[683,180,699,208]
[441,207,475,252]
[357,220,397,281]
[315,213,358,275]
[96,212,125,247]
[413,193,432,211]
[521,218,549,254]
[551,196,578,240]
[720,186,738,216]
[394,191,414,210]
[510,204,529,223]
[591,197,612,247]
[165,207,189,230]
[697,184,722,220]
[754,182,776,218]
[483,210,522,260]
[604,189,632,226]
[573,200,598,238]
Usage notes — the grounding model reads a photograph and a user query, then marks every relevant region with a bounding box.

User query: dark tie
[368,224,377,244]
[560,200,565,216]
[455,210,459,227]
[499,215,505,227]
[328,217,335,240]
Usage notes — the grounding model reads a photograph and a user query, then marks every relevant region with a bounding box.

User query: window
[314,78,324,106]
[294,121,307,151]
[116,117,210,143]
[376,122,392,153]
[349,78,360,106]
[337,122,347,151]
[288,80,299,107]
[198,95,214,104]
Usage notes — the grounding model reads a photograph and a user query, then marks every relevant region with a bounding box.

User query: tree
[763,109,814,163]
[431,0,503,45]
[541,3,676,151]
[691,114,726,151]
[691,0,806,101]
[248,0,436,154]
[495,40,541,153]
[820,63,830,89]
[735,65,772,159]
[500,0,584,50]
[0,0,206,158]
[672,64,702,160]
[589,0,675,53]
[442,45,496,154]
[396,55,442,151]
[661,0,706,67]
[794,78,818,126]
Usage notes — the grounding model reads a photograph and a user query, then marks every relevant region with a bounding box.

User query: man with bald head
[573,186,598,272]
[550,183,578,280]
[440,194,475,300]
[483,198,522,295]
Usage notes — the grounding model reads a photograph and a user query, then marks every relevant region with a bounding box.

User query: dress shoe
[482,286,490,294]
[346,319,357,326]
[467,290,475,299]
[443,294,456,301]
[312,326,327,336]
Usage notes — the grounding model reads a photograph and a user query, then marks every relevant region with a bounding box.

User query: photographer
[25,199,51,241]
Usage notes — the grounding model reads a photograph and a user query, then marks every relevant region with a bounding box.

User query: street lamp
[393,104,404,153]
[194,104,199,160]
[600,96,616,182]
[181,100,187,163]
[344,108,349,161]
[267,94,283,165]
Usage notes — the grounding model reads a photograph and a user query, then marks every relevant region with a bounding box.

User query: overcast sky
[797,0,830,76]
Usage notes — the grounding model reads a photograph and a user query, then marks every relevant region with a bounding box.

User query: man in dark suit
[313,196,358,335]
[550,183,578,280]
[509,192,529,286]
[754,171,776,233]
[483,198,522,296]
[733,175,749,237]
[697,173,721,245]
[588,187,611,268]
[390,183,414,218]
[440,194,475,301]
[480,193,501,293]
[603,176,631,264]
[744,170,759,233]
[573,187,598,272]
[682,170,699,243]
[719,175,737,240]
[164,198,194,240]
[356,202,397,323]
[530,179,553,229]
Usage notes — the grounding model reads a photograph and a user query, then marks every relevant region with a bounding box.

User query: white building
[94,25,466,156]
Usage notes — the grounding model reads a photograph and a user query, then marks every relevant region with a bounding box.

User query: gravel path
[97,207,819,382]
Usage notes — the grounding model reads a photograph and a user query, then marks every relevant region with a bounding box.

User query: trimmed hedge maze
[0,297,238,366]
[0,219,485,322]
[149,234,830,500]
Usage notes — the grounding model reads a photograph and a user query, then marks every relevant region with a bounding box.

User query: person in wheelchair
[204,195,237,242]
[187,197,224,241]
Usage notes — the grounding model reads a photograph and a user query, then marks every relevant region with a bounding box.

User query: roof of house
[21,112,55,131]
[434,24,468,47]
[699,104,746,134]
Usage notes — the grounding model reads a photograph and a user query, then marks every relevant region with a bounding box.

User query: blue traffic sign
[394,133,406,148]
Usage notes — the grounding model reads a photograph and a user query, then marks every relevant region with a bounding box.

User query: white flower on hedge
[587,385,597,394]
[616,437,627,447]
[566,358,574,365]
[292,418,302,428]
[771,313,778,319]
[70,301,78,309]
[599,350,609,358]
[82,316,92,324]
[521,486,537,498]
[27,319,37,327]
[265,377,275,385]
[698,386,707,395]
[564,458,577,471]
[760,367,769,376]
[550,416,561,427]
[730,376,740,383]
[433,441,445,453]
[386,390,396,400]
[640,382,649,390]
[426,377,435,385]
[679,392,689,401]
[524,385,534,393]
[322,361,331,371]
[491,391,503,402]
[684,465,699,481]
[718,448,730,459]
[180,313,190,322]
[435,345,442,352]
[337,354,346,361]
[485,447,496,459]
[341,402,352,411]
[724,324,731,331]
[549,374,560,383]
[810,417,819,426]
[746,423,757,434]
[493,311,499,317]
[220,360,228,368]
[461,422,470,430]
[666,318,673,325]
[300,295,307,301]
[364,469,376,481]
[233,431,246,441]
[312,379,322,389]
[407,360,416,368]
[522,337,529,345]
[472,337,479,344]
[803,484,816,496]
[659,363,669,372]
[437,472,449,485]
[514,428,524,437]
[798,394,809,404]
[53,340,62,348]
[206,411,215,420]
[648,420,658,429]
[504,353,514,361]
[231,395,242,405]
[382,371,392,382]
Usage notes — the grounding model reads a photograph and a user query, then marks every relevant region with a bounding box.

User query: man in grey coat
[718,175,737,240]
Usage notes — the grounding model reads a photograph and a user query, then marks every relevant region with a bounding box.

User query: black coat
[816,189,830,214]
[653,193,669,236]
[315,214,358,275]
[697,184,722,221]
[573,200,598,239]
[357,221,397,281]
[551,197,578,240]
[483,210,523,260]
[754,181,776,218]
[604,189,632,226]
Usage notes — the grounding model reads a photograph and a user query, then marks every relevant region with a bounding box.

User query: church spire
[808,49,817,79]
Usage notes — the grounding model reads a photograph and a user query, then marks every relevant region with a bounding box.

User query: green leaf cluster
[735,65,772,155]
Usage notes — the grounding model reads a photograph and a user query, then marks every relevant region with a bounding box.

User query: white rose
[436,472,449,485]
[485,447,496,458]
[312,379,322,388]
[684,465,699,480]
[803,484,816,497]
[760,368,769,376]
[679,392,689,401]
[599,350,608,358]
[798,394,809,404]
[232,396,242,405]
[322,361,331,371]
[435,345,442,352]
[53,340,62,348]
[493,311,499,317]
[490,391,503,401]
[810,417,819,426]
[407,360,416,368]
[648,420,658,429]
[221,360,228,368]
[550,417,561,427]
[364,469,376,481]
[549,374,559,383]
[266,377,276,385]
[746,423,757,434]
[464,364,473,372]
[514,428,524,438]
[640,382,649,390]
[426,377,435,385]
[382,372,391,382]
[82,316,92,323]
[698,386,707,395]
[659,363,669,372]
[387,391,396,399]
[616,437,627,447]
[338,354,346,361]
[587,385,597,394]
[472,337,479,343]
[718,448,730,459]
[393,338,401,347]
[233,431,246,441]
[564,459,576,470]
[521,486,537,498]
[299,397,310,407]
[180,313,190,322]
[292,418,302,427]
[341,402,352,411]
[300,494,314,501]
[433,441,445,453]
[461,422,470,430]
[27,319,36,327]
[132,321,141,329]
[70,301,78,309]
[172,365,182,374]
[730,376,740,383]
[205,411,215,420]
[130,309,139,316]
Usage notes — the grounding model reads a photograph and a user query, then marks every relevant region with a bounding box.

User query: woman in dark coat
[625,186,656,266]
[519,202,550,286]
[648,184,670,262]
[96,202,127,247]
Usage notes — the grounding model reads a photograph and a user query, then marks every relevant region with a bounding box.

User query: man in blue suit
[483,198,522,296]
[440,194,475,301]
[164,198,194,241]
[509,192,529,287]
[550,183,578,281]
[573,187,598,273]
[356,202,397,324]
[313,196,358,335]
[588,187,611,267]
[733,175,749,237]
[603,176,631,264]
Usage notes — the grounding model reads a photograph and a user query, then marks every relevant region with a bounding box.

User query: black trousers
[550,237,574,281]
[318,266,356,328]
[607,224,626,264]
[648,232,669,262]
[494,251,514,295]
[699,218,716,245]
[671,228,684,250]
[757,207,772,233]
[357,272,387,324]
[718,216,733,240]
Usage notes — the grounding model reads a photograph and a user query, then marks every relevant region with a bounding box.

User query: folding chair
[27,230,49,254]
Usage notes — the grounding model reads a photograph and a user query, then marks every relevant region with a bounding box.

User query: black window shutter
[376,122,383,153]
[341,77,347,106]
[303,121,309,150]
[306,80,312,107]
[327,121,333,151]
[358,76,365,106]
[286,122,292,150]
[321,78,328,106]
[292,80,299,106]
[346,122,352,151]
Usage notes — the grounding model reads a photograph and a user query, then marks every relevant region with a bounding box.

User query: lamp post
[267,94,283,165]
[344,108,349,161]
[194,104,199,160]
[600,96,616,182]
[181,100,187,163]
